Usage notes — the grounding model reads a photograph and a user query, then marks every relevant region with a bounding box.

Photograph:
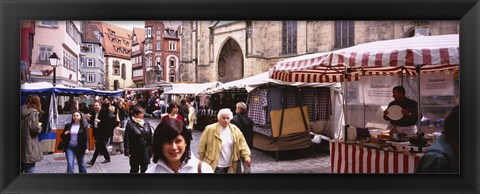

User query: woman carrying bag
[60,111,90,173]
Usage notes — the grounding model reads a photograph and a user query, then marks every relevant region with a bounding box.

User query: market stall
[21,82,124,153]
[270,34,459,171]
[203,72,344,161]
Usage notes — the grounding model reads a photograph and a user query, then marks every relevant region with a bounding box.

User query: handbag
[57,140,66,151]
[198,160,203,173]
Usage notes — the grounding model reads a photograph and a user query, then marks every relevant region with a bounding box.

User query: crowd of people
[21,85,460,174]
[21,94,254,174]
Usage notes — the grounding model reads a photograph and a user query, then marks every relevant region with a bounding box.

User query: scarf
[132,117,145,126]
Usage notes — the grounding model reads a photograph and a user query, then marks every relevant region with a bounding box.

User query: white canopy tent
[163,82,222,96]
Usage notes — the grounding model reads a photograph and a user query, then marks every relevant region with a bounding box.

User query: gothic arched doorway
[217,38,244,83]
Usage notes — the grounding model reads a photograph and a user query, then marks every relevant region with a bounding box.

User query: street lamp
[49,52,60,86]
[80,73,86,86]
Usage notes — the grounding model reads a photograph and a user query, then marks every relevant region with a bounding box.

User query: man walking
[86,101,111,165]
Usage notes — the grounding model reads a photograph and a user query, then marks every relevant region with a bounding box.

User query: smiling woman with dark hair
[146,118,213,173]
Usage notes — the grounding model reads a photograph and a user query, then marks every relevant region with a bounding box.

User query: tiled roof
[81,21,101,44]
[164,28,179,39]
[92,22,133,59]
[132,27,145,50]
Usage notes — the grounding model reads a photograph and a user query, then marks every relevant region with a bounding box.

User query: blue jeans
[121,119,128,128]
[21,163,36,173]
[66,146,87,173]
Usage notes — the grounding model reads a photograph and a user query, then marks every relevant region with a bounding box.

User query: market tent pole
[343,68,351,142]
[416,65,422,134]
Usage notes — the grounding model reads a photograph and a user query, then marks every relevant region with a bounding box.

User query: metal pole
[416,65,421,134]
[343,69,349,142]
[53,67,56,86]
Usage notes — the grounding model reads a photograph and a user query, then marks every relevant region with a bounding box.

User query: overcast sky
[102,21,144,30]
[102,21,182,31]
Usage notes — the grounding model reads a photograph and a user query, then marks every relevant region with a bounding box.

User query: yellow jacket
[198,122,251,173]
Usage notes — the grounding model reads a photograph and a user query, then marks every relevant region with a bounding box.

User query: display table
[329,140,423,173]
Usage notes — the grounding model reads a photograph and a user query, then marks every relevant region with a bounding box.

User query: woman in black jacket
[61,111,90,173]
[124,106,153,173]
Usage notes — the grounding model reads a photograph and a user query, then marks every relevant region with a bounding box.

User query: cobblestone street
[35,118,331,174]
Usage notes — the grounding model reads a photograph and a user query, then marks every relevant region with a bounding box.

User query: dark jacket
[61,123,90,152]
[231,112,254,149]
[88,109,110,140]
[415,135,459,173]
[124,120,153,165]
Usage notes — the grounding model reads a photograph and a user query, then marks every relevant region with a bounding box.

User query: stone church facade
[179,21,459,83]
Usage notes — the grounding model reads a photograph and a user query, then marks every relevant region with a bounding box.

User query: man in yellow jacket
[198,108,251,173]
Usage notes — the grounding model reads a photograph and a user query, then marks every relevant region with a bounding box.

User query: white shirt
[146,154,213,173]
[94,112,99,128]
[217,125,233,168]
[69,123,80,147]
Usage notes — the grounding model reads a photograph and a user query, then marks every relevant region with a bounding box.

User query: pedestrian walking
[61,111,89,173]
[230,102,254,173]
[20,94,44,173]
[124,106,153,173]
[86,101,111,166]
[117,99,129,128]
[146,119,213,173]
[111,120,125,155]
[198,108,251,173]
[161,102,184,123]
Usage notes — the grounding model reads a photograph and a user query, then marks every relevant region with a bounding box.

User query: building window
[121,63,126,79]
[156,57,161,66]
[157,28,161,36]
[39,21,58,27]
[87,44,94,53]
[87,73,95,82]
[146,27,152,38]
[170,71,175,82]
[169,59,175,68]
[63,50,78,71]
[169,41,177,51]
[38,45,53,63]
[146,57,152,67]
[133,34,137,42]
[335,21,355,48]
[87,58,94,67]
[282,21,297,54]
[113,60,120,75]
[156,42,161,50]
[66,21,81,44]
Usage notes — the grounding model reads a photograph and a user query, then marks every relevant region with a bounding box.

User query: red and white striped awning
[270,34,459,83]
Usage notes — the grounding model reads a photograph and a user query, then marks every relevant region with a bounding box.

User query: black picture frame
[1,0,478,193]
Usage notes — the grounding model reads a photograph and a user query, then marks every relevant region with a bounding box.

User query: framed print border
[1,0,479,193]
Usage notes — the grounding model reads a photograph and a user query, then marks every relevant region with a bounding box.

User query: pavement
[35,118,332,173]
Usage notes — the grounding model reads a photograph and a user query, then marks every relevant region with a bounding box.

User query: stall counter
[330,140,423,173]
